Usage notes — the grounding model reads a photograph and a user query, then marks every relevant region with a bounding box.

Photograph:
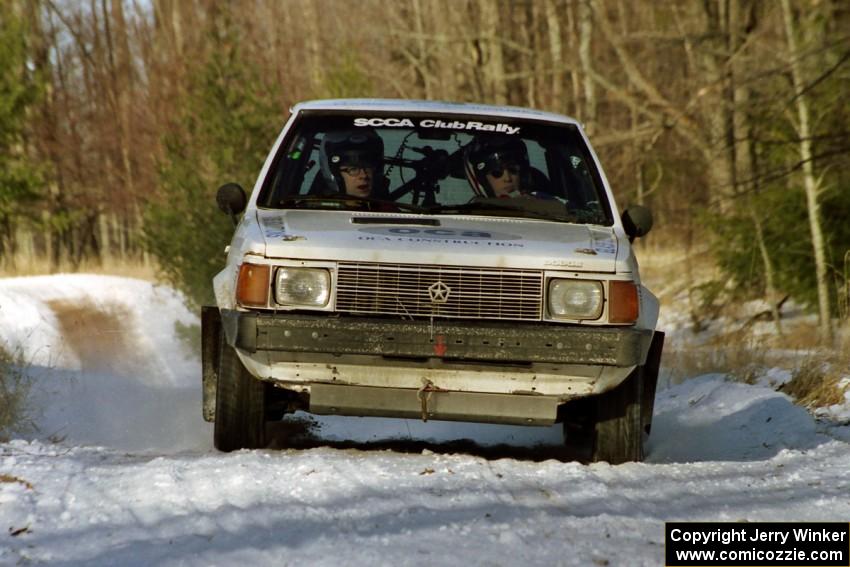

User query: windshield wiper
[277,195,428,213]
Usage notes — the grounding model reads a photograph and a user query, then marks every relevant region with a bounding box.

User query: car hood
[256,209,620,272]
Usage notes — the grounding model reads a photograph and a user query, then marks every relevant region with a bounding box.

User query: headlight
[274,268,330,307]
[548,279,603,320]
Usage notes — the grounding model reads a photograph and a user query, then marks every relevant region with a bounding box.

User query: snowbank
[0,275,209,452]
[0,275,849,566]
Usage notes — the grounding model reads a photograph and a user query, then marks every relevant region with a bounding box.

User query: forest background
[1,0,848,345]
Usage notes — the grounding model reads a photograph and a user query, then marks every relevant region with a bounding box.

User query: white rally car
[202,99,664,463]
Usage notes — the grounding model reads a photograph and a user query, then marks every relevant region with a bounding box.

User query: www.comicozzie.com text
[669,526,847,546]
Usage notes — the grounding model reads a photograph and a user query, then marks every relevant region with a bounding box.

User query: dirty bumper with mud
[227,312,653,366]
[215,312,655,425]
[309,383,560,425]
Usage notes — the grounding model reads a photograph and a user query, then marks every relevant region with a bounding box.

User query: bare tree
[780,0,833,343]
[577,0,596,134]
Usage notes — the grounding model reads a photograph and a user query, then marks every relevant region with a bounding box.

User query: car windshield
[257,111,613,225]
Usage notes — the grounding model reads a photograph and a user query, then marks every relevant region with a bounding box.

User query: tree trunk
[516,2,534,107]
[112,212,125,262]
[578,0,596,134]
[300,0,323,94]
[0,220,15,270]
[780,0,833,343]
[411,0,433,99]
[544,0,563,112]
[478,0,507,105]
[725,0,782,333]
[752,211,782,333]
[110,0,136,209]
[16,225,35,271]
[98,211,112,266]
[564,0,581,117]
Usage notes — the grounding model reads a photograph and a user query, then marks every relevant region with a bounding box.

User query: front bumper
[209,309,657,425]
[224,311,653,367]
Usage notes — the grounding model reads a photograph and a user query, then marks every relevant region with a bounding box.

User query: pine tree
[143,6,281,307]
[0,5,43,262]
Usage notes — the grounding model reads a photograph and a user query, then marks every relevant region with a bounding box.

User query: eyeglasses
[339,166,374,176]
[487,163,521,178]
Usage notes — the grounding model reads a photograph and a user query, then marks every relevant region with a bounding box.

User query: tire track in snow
[47,299,150,379]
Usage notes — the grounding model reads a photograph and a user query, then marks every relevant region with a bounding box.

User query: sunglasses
[487,163,521,178]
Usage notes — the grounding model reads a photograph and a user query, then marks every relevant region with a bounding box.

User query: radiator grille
[335,262,543,321]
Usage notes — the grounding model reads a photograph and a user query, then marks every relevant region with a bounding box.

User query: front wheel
[564,368,644,464]
[591,368,644,464]
[213,335,267,452]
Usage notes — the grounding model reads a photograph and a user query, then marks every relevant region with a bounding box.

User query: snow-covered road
[1,276,848,566]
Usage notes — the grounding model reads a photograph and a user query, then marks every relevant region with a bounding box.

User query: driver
[463,134,532,198]
[319,129,384,198]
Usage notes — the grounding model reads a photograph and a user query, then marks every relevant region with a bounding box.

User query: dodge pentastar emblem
[427,281,451,304]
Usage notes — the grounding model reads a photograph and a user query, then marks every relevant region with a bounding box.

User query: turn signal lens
[609,281,639,324]
[236,263,270,307]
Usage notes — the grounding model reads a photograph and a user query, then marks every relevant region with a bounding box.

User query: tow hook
[417,378,446,422]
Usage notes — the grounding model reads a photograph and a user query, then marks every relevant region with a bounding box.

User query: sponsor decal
[592,239,616,255]
[358,227,521,240]
[354,117,520,135]
[262,216,304,241]
[262,216,286,229]
[353,118,415,128]
[357,236,523,248]
[588,229,617,255]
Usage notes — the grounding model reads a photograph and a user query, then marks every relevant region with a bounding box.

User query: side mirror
[622,205,653,242]
[216,183,247,226]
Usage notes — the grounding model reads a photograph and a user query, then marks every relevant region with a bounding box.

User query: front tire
[563,368,644,464]
[591,368,644,464]
[213,335,267,452]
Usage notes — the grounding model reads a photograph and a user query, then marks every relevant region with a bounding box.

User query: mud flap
[641,331,664,435]
[201,306,222,422]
